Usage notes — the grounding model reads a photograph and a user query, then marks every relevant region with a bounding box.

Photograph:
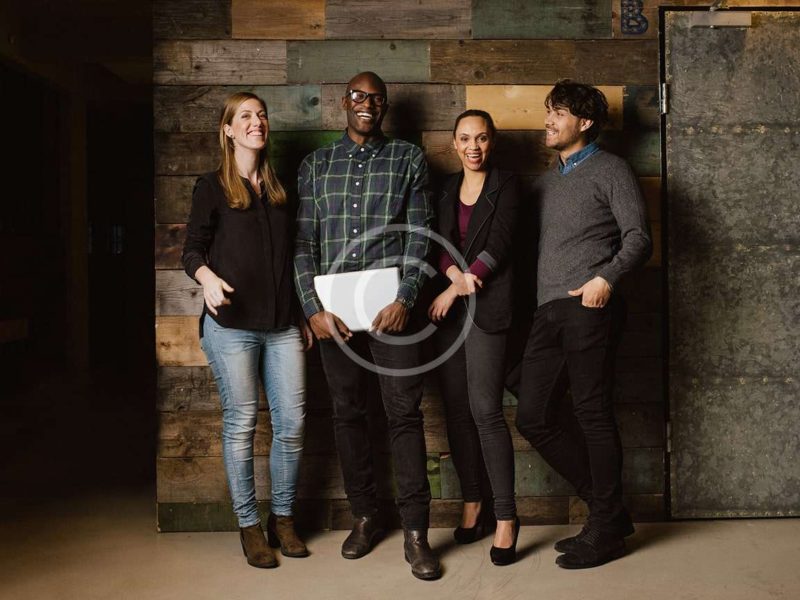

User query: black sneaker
[555,528,627,569]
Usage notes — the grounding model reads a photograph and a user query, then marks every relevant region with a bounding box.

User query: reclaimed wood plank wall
[154,0,758,532]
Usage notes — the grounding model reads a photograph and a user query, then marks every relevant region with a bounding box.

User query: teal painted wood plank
[623,447,664,494]
[515,451,573,496]
[154,85,322,132]
[325,0,471,40]
[473,0,613,40]
[439,454,460,499]
[600,129,660,177]
[158,500,333,532]
[288,41,430,84]
[624,86,660,132]
[427,454,441,499]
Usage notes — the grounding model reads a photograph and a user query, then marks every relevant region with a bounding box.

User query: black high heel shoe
[453,508,489,544]
[490,516,520,566]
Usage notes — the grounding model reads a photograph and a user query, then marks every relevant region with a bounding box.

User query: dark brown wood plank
[430,40,577,84]
[158,366,223,411]
[575,40,659,85]
[155,176,195,224]
[157,456,269,502]
[321,84,464,132]
[156,269,202,316]
[154,41,287,85]
[155,133,217,175]
[154,0,231,40]
[570,494,665,523]
[154,224,186,270]
[325,0,471,40]
[232,0,325,39]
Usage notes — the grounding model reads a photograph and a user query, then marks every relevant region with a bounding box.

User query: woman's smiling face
[453,115,494,172]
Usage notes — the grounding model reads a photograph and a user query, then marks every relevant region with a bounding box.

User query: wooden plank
[473,0,612,40]
[569,494,665,523]
[514,451,574,496]
[156,315,205,366]
[153,41,287,85]
[154,224,186,269]
[153,85,323,132]
[325,0,471,40]
[232,0,325,39]
[431,40,576,85]
[158,410,271,458]
[155,176,195,224]
[615,365,663,405]
[641,177,661,222]
[157,456,268,502]
[517,496,571,525]
[575,40,658,85]
[617,403,665,448]
[465,85,623,130]
[321,84,464,132]
[422,130,552,177]
[156,269,202,316]
[158,366,223,411]
[623,447,664,494]
[600,129,660,176]
[287,40,430,84]
[154,0,231,40]
[624,85,660,132]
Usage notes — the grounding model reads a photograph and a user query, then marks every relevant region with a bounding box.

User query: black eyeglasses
[346,89,388,106]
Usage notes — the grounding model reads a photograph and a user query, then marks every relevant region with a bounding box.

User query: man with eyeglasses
[294,72,440,580]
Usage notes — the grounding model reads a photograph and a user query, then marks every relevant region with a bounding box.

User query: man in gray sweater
[515,80,652,569]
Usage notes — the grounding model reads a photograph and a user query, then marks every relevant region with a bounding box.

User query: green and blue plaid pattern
[294,132,433,319]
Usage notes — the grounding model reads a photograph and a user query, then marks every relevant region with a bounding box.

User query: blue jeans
[201,317,306,528]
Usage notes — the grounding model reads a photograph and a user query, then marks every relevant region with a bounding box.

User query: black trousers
[516,295,632,534]
[318,333,431,530]
[435,307,516,520]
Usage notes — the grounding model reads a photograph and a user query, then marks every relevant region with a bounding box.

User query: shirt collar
[558,141,600,175]
[339,130,387,157]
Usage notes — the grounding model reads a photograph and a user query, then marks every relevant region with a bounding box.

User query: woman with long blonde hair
[183,92,313,568]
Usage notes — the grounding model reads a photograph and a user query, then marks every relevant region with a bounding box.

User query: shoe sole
[341,530,385,560]
[404,551,442,580]
[555,545,626,569]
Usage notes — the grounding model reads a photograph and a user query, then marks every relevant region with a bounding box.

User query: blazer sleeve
[472,173,520,280]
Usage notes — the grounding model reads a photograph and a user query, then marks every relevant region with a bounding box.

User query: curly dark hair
[545,80,609,142]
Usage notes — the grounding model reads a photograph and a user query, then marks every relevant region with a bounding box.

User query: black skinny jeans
[318,333,431,530]
[516,295,633,535]
[435,305,517,521]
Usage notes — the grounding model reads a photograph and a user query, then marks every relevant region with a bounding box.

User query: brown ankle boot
[239,523,278,568]
[267,513,309,557]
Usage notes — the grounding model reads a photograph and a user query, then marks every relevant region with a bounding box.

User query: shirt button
[360,148,365,152]
[348,154,352,158]
[352,252,357,258]
[353,203,358,208]
[358,164,363,168]
[353,228,358,233]
[355,181,360,186]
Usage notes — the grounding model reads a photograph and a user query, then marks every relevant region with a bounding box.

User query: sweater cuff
[595,265,622,289]
[439,250,456,275]
[467,258,491,281]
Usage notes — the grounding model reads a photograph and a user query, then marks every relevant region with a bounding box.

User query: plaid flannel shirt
[293,132,433,319]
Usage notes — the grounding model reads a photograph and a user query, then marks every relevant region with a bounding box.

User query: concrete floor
[1,487,798,600]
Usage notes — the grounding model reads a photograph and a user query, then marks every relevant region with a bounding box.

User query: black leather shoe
[403,529,442,580]
[490,517,520,566]
[555,528,626,569]
[554,525,589,554]
[341,515,384,559]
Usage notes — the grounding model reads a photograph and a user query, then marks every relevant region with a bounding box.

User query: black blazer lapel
[463,167,499,261]
[438,173,462,254]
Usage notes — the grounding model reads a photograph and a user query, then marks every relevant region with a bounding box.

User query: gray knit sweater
[534,150,652,307]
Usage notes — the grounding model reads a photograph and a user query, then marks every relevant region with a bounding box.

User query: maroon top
[439,200,491,280]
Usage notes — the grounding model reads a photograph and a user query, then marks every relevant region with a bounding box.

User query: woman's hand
[428,286,458,322]
[195,266,234,316]
[299,319,314,351]
[445,265,483,296]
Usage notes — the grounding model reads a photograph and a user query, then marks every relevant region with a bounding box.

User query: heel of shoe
[490,517,520,566]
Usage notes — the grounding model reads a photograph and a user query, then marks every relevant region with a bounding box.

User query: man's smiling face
[342,73,388,142]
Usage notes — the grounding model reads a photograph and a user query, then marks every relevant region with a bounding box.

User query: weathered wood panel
[153,85,322,132]
[288,40,430,84]
[154,0,232,40]
[325,0,471,40]
[624,85,660,131]
[473,0,612,40]
[600,129,660,176]
[156,269,202,315]
[232,0,325,39]
[158,366,224,411]
[575,40,658,85]
[321,84,464,132]
[155,176,195,224]
[431,40,576,84]
[154,41,287,85]
[570,494,665,523]
[154,224,186,269]
[156,315,205,366]
[465,85,623,130]
[613,0,657,39]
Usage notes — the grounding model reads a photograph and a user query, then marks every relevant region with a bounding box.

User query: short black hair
[452,109,497,138]
[545,80,609,142]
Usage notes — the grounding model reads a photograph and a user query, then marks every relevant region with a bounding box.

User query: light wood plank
[431,40,576,84]
[287,40,430,84]
[154,85,322,132]
[157,456,267,502]
[156,315,205,366]
[325,0,471,40]
[232,0,325,39]
[321,84,464,132]
[156,270,203,316]
[154,0,231,40]
[154,41,287,85]
[473,0,612,40]
[465,85,623,131]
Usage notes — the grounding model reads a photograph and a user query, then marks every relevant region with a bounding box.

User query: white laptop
[314,267,400,332]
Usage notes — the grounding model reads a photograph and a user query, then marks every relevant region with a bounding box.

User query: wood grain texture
[155,224,186,269]
[473,0,612,40]
[156,315,205,366]
[465,85,623,130]
[624,85,660,131]
[431,40,576,84]
[325,0,471,40]
[154,85,322,132]
[157,456,267,502]
[157,366,225,411]
[154,41,287,85]
[288,40,430,84]
[155,176,195,224]
[154,0,231,40]
[575,40,658,85]
[321,84,464,132]
[232,0,325,39]
[570,494,665,523]
[156,270,202,315]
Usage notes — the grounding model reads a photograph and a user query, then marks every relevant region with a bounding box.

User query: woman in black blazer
[428,109,520,565]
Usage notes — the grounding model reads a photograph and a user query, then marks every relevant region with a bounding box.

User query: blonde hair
[217,92,286,209]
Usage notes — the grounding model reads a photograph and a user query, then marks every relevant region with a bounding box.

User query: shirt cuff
[467,258,491,281]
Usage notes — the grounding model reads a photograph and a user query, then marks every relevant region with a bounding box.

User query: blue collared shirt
[558,142,600,175]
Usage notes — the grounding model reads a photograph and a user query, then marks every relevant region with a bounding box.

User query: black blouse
[182,172,298,335]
